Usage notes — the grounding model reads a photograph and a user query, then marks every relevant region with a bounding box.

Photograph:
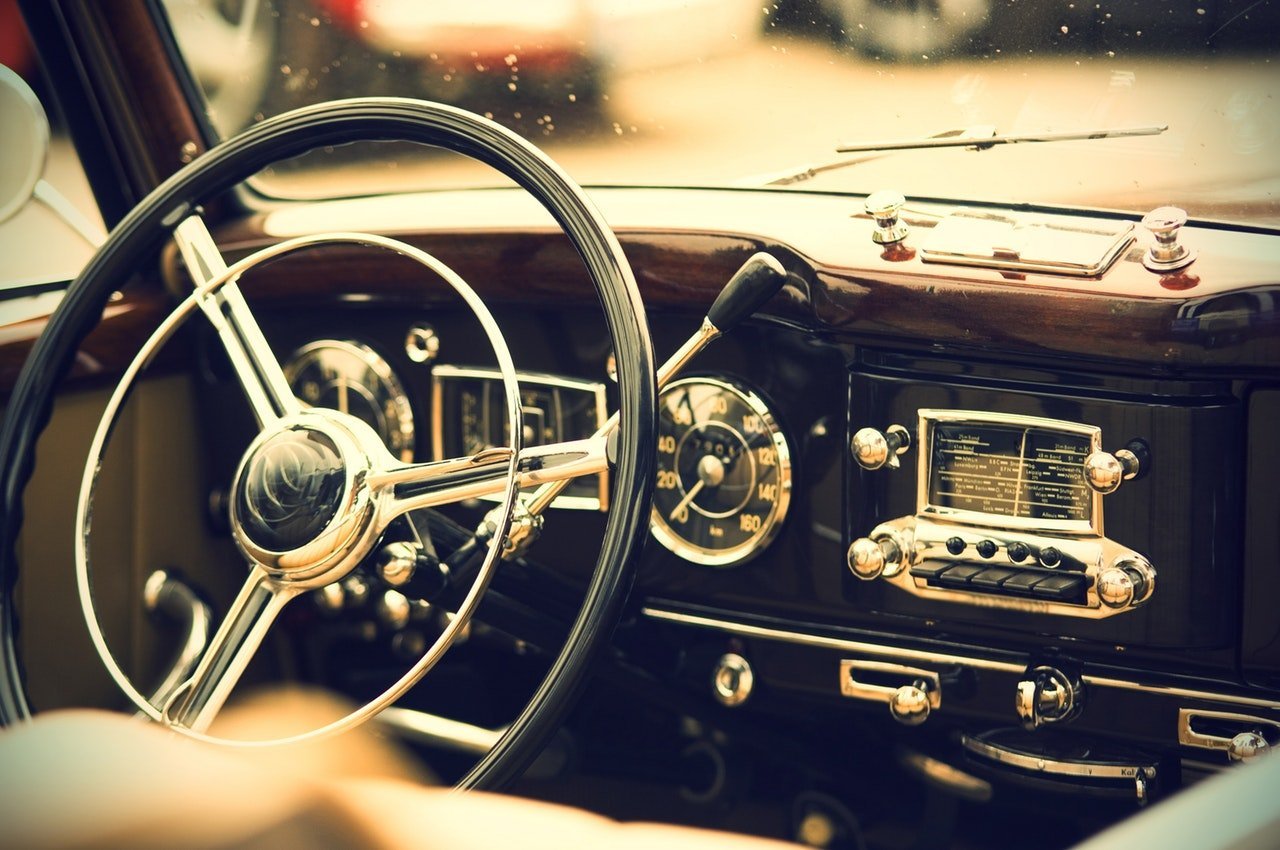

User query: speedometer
[284,340,415,462]
[650,377,791,566]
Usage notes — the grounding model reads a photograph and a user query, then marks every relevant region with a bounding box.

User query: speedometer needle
[668,479,705,521]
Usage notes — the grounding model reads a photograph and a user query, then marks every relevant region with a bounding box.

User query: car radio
[847,409,1156,619]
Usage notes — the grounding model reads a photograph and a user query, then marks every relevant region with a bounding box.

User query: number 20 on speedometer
[650,378,792,566]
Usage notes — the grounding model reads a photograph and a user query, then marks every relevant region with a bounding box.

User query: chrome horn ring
[76,232,524,746]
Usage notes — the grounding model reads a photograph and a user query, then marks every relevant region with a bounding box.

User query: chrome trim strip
[960,734,1156,780]
[640,607,1280,711]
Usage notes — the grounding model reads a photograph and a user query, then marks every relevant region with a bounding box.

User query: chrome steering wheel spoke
[172,214,299,428]
[162,566,297,733]
[370,436,610,520]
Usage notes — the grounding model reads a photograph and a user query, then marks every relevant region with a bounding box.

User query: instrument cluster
[282,337,797,566]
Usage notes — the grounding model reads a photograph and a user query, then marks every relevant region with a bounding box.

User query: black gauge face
[284,340,415,462]
[651,378,791,566]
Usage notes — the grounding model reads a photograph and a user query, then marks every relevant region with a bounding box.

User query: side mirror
[0,63,50,224]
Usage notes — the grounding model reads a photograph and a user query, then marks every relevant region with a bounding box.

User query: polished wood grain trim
[0,291,174,397]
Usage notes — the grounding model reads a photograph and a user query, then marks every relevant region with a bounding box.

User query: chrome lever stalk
[140,570,212,715]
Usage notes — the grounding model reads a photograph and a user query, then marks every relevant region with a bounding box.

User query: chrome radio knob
[1083,447,1142,494]
[865,189,909,244]
[847,535,902,580]
[851,424,911,471]
[1096,555,1155,609]
[1141,206,1196,272]
[889,683,932,726]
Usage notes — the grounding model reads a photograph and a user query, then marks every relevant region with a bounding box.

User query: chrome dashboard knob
[851,424,911,470]
[1083,447,1142,494]
[1227,731,1270,763]
[1141,206,1196,272]
[1097,555,1156,609]
[889,683,932,726]
[711,653,754,707]
[1015,666,1083,730]
[847,535,902,580]
[865,189,908,244]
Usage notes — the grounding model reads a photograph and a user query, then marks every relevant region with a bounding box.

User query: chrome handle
[1178,709,1277,762]
[840,659,940,726]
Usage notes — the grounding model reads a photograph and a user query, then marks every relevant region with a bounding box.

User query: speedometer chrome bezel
[283,339,416,463]
[650,376,792,567]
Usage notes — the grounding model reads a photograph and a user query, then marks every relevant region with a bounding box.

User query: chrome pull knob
[1083,444,1145,494]
[847,535,902,580]
[1015,666,1083,730]
[1227,731,1270,763]
[865,189,908,244]
[1141,206,1196,271]
[1097,555,1156,609]
[852,424,911,470]
[889,682,932,726]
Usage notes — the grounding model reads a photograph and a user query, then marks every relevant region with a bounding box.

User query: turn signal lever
[450,252,789,567]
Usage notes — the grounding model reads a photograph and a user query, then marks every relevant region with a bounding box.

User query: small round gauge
[650,377,791,566]
[283,340,415,462]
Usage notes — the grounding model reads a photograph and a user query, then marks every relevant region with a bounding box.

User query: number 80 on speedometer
[649,378,792,566]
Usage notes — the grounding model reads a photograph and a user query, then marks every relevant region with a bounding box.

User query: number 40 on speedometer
[650,378,792,566]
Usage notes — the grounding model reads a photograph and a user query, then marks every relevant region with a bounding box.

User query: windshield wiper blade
[751,124,1167,187]
[835,124,1168,153]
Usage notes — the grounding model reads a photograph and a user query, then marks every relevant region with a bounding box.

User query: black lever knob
[706,252,787,334]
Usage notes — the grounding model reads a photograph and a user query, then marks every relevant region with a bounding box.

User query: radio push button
[968,567,1019,590]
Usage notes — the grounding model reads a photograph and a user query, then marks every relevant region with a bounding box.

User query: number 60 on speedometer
[649,378,792,566]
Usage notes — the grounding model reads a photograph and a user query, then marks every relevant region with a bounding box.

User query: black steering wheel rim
[0,98,657,790]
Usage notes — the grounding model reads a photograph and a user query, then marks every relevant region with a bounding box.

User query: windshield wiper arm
[835,124,1167,153]
[752,124,1167,187]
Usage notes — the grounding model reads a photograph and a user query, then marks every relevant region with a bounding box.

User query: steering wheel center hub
[229,415,375,580]
[237,429,346,552]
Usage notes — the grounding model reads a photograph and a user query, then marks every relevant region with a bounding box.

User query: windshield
[163,0,1280,226]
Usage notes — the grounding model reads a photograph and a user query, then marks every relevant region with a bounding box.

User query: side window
[0,3,105,291]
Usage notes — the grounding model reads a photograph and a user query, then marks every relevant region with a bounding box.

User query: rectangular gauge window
[920,411,1099,533]
[431,365,609,510]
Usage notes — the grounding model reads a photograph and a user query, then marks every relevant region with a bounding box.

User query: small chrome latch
[1141,206,1196,272]
[840,659,940,726]
[865,190,908,244]
[1178,709,1277,762]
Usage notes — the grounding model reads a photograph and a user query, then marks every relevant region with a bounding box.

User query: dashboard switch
[1084,445,1144,494]
[711,653,754,707]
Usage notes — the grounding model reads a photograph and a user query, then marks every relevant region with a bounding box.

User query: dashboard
[5,181,1280,841]
[157,186,1275,807]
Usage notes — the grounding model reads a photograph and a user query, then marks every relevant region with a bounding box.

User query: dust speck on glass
[162,0,1279,225]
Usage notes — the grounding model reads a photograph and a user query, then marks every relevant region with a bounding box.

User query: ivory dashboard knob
[1142,206,1196,272]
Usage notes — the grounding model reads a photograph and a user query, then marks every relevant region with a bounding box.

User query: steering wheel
[0,99,657,789]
